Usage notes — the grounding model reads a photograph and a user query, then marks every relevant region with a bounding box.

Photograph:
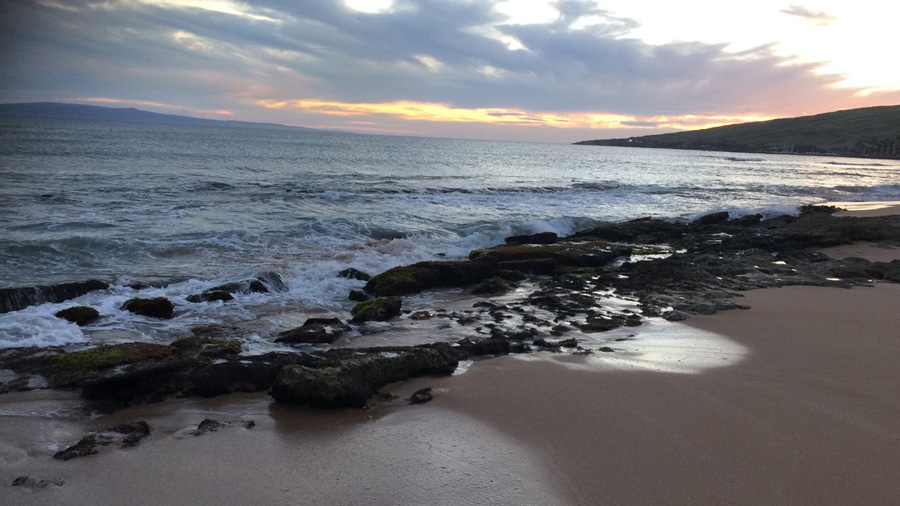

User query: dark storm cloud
[0,0,868,118]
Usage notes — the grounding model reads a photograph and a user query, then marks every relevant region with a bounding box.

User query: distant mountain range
[575,105,900,159]
[0,102,317,132]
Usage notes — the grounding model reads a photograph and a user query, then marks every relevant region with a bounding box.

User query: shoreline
[3,202,900,504]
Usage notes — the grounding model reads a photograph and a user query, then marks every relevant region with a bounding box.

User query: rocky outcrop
[364,258,499,297]
[0,279,109,314]
[269,343,458,408]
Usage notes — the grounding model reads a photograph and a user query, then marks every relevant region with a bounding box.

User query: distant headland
[0,102,317,132]
[575,105,900,159]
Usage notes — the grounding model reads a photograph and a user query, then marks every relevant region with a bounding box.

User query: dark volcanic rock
[210,271,289,295]
[10,476,65,490]
[692,211,730,225]
[339,268,371,281]
[471,242,631,269]
[471,276,510,295]
[365,258,499,297]
[275,318,352,344]
[55,306,100,326]
[453,337,511,358]
[121,297,175,319]
[348,289,369,302]
[350,296,402,323]
[186,290,234,303]
[505,231,558,245]
[410,387,434,404]
[53,421,150,460]
[269,343,458,408]
[0,279,109,314]
[569,217,685,244]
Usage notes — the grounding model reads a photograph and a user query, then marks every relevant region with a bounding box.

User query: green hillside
[575,105,900,158]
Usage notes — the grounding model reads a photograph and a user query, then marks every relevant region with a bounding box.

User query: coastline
[4,202,900,504]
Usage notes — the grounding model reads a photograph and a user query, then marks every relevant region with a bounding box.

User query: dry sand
[4,204,900,505]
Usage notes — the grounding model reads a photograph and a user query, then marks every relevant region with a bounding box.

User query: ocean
[1,115,898,349]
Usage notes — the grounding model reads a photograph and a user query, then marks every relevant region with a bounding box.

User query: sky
[1,0,899,143]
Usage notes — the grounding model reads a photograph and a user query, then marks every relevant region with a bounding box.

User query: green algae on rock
[54,306,100,326]
[350,296,402,323]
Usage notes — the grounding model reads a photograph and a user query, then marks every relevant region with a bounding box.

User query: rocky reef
[2,206,899,411]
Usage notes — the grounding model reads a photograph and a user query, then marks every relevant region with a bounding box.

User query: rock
[41,343,176,388]
[350,296,402,323]
[55,306,100,326]
[409,310,433,320]
[410,387,434,404]
[10,476,65,490]
[348,289,369,302]
[471,242,631,269]
[339,268,371,281]
[568,217,684,244]
[364,258,499,297]
[53,421,150,460]
[453,337,510,358]
[0,279,109,314]
[193,418,224,435]
[471,276,509,295]
[210,272,288,295]
[269,344,458,408]
[186,290,234,303]
[533,338,578,349]
[169,337,242,359]
[692,211,730,225]
[121,297,175,319]
[664,310,688,321]
[275,318,352,344]
[599,346,615,353]
[505,232,558,245]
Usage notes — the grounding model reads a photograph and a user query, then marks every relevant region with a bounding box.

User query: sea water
[1,115,898,348]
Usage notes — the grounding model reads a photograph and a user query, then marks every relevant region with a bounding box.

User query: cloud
[781,5,836,26]
[0,0,886,141]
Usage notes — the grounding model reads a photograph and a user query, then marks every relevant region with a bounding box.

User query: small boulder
[275,318,352,344]
[350,296,402,324]
[339,268,371,281]
[410,387,434,404]
[186,290,233,303]
[121,297,175,319]
[55,306,100,326]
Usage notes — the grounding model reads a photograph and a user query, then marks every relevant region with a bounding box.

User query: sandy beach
[3,204,900,505]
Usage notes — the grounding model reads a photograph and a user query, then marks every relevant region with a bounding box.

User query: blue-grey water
[1,115,898,348]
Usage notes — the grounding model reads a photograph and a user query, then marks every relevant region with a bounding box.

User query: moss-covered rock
[350,296,402,323]
[274,318,352,344]
[348,289,369,302]
[470,242,631,269]
[55,306,100,326]
[269,343,458,408]
[169,336,242,358]
[364,258,498,297]
[471,276,510,295]
[43,343,175,387]
[121,297,175,319]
